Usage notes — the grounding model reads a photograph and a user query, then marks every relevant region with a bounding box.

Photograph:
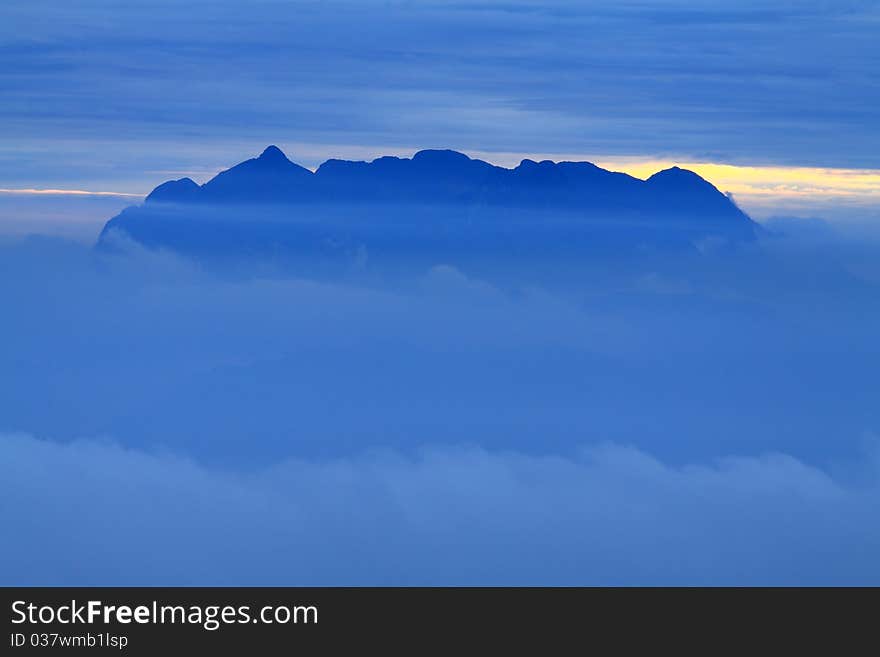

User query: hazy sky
[1,0,878,231]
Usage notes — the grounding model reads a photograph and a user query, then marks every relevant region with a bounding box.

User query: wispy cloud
[0,187,143,198]
[1,0,877,204]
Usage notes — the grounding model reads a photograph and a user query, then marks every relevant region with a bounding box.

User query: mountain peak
[646,166,724,195]
[258,145,290,163]
[145,177,201,203]
[648,166,703,182]
[412,149,471,164]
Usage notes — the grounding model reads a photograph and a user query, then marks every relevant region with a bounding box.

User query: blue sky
[1,0,878,231]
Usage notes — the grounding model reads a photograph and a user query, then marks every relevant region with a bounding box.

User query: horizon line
[2,147,878,209]
[0,188,145,198]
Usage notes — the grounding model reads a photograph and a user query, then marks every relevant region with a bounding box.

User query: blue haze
[1,1,880,584]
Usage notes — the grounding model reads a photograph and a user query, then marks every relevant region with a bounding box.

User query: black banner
[2,587,876,653]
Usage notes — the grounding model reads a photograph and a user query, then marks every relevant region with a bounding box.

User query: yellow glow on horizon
[594,159,880,203]
[459,148,880,213]
[2,155,879,214]
[0,188,143,198]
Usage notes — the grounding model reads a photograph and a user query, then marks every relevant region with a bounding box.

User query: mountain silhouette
[99,145,760,266]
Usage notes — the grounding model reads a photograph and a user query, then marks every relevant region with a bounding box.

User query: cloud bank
[3,431,879,585]
[2,231,880,584]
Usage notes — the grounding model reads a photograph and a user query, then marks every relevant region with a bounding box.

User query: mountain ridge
[139,146,740,211]
[99,145,760,262]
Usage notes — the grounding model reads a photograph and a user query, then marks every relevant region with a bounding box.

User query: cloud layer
[3,431,879,585]
[1,0,878,192]
[2,230,880,583]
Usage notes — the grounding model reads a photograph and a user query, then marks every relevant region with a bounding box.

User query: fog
[1,218,879,583]
[4,432,879,585]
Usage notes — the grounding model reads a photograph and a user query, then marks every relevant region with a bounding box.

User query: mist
[1,218,879,583]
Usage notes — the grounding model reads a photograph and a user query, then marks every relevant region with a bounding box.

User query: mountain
[98,145,760,266]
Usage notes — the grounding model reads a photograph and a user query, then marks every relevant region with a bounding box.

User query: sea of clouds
[2,222,880,584]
